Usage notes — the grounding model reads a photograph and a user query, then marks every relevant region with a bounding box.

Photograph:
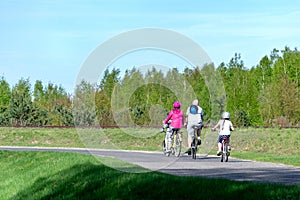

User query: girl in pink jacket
[164,101,184,128]
[163,101,184,152]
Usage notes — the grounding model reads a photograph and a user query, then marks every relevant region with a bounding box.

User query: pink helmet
[173,101,181,108]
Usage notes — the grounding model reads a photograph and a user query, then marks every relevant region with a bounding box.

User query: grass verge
[0,127,300,166]
[1,151,300,200]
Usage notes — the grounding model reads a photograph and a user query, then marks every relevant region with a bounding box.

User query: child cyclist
[163,101,184,152]
[212,112,234,156]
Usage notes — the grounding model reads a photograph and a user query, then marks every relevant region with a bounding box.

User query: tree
[73,80,97,126]
[9,78,32,126]
[0,77,11,125]
[259,75,300,125]
[95,68,120,126]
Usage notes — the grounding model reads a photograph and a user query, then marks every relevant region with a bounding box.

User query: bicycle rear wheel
[191,138,197,159]
[162,140,171,156]
[162,140,166,155]
[220,143,229,162]
[174,134,181,157]
[225,143,229,162]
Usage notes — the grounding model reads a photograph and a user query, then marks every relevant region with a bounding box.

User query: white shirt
[186,105,203,124]
[215,119,233,135]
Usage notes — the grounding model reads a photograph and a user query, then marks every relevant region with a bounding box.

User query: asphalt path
[1,146,300,185]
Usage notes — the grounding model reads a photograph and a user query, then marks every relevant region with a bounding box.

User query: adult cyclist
[185,99,204,155]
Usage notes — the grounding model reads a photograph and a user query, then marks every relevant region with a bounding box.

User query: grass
[0,127,300,167]
[228,127,300,166]
[1,150,300,200]
[0,127,84,148]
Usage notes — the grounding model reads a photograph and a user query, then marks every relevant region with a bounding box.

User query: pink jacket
[164,109,183,129]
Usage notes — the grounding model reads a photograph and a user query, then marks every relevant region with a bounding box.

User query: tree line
[0,46,299,127]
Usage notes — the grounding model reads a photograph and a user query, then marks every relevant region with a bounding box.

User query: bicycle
[162,128,182,157]
[190,125,201,159]
[220,135,230,162]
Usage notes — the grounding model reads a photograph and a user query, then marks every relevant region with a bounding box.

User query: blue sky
[1,0,300,93]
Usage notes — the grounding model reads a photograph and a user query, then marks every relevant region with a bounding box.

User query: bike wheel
[220,143,224,162]
[191,139,197,159]
[225,143,229,162]
[163,140,171,157]
[162,140,166,155]
[174,135,181,157]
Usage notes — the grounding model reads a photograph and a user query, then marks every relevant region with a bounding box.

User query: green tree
[9,78,32,126]
[95,68,120,126]
[260,75,300,125]
[73,80,97,126]
[0,77,11,125]
[110,68,145,126]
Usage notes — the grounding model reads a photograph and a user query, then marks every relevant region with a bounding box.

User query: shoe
[186,148,191,155]
[217,151,222,156]
[160,128,164,133]
[197,139,201,145]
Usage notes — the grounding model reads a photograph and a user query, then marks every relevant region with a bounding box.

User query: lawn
[1,151,300,200]
[0,127,299,166]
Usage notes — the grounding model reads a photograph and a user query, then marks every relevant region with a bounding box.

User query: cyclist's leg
[186,124,193,155]
[227,135,231,151]
[196,125,202,145]
[187,124,194,147]
[217,135,222,155]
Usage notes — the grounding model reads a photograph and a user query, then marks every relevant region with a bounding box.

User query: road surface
[1,146,299,185]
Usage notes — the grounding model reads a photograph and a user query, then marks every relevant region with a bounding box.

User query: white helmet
[222,112,230,119]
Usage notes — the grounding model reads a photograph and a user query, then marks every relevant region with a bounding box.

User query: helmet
[173,101,181,108]
[222,112,230,119]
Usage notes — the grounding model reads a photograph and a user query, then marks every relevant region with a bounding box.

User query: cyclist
[163,101,184,152]
[212,112,234,156]
[185,99,204,155]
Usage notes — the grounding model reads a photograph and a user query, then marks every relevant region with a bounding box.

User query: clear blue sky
[1,0,300,94]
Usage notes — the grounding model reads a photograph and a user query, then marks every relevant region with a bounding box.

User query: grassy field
[1,150,300,200]
[0,127,299,166]
[1,127,300,199]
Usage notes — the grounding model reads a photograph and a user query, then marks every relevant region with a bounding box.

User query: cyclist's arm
[164,111,172,124]
[199,108,204,124]
[212,120,220,131]
[230,122,234,131]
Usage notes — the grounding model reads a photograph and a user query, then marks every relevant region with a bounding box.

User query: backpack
[189,105,198,114]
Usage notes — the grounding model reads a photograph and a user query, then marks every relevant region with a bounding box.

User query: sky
[1,0,300,94]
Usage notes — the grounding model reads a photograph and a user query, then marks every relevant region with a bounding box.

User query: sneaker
[228,146,231,152]
[197,139,201,145]
[160,128,164,133]
[217,151,222,156]
[186,148,191,155]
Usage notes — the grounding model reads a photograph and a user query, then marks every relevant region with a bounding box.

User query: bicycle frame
[162,128,182,157]
[220,136,229,162]
[191,125,201,159]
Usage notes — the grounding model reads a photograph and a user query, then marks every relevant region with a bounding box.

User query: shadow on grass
[12,162,300,200]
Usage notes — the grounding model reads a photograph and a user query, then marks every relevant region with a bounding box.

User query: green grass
[1,127,300,166]
[1,151,300,200]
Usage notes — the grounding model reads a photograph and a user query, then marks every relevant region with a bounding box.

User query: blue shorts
[218,135,230,143]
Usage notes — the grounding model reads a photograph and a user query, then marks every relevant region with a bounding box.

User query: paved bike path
[1,146,300,185]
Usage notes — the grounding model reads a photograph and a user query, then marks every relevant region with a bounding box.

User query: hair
[192,99,198,106]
